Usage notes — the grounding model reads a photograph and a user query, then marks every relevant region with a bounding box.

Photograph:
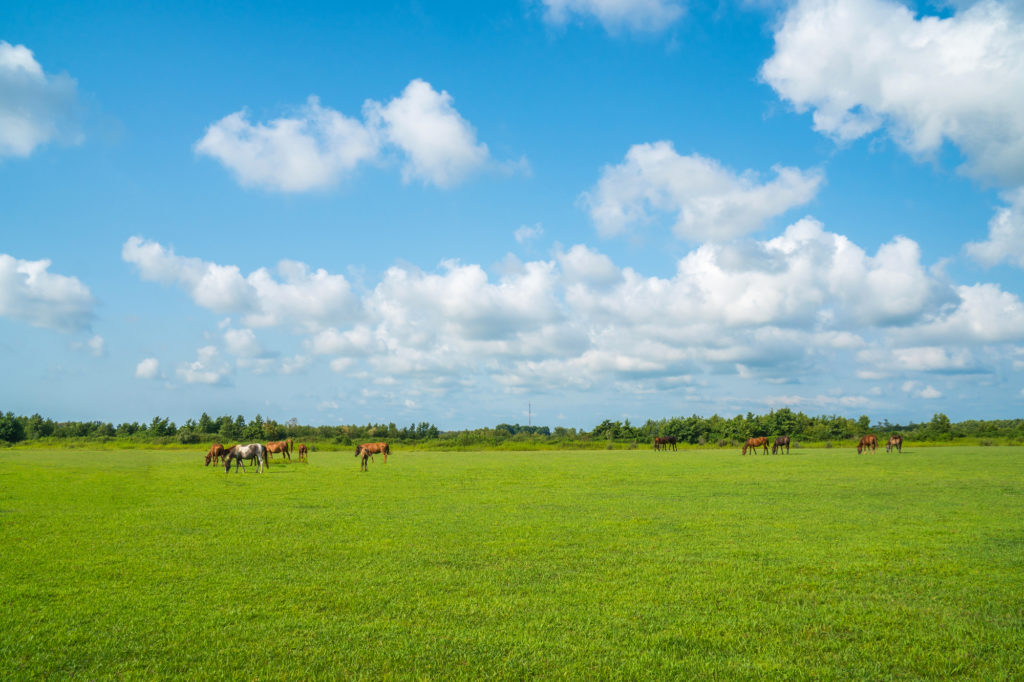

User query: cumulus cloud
[762,0,1024,266]
[515,223,544,244]
[195,96,377,192]
[583,142,823,240]
[128,219,1024,410]
[122,237,360,331]
[0,253,94,332]
[365,79,490,188]
[177,346,230,385]
[71,334,105,357]
[540,0,685,33]
[196,79,500,191]
[0,41,80,158]
[135,357,160,379]
[223,328,264,357]
[965,188,1024,267]
[762,0,1024,183]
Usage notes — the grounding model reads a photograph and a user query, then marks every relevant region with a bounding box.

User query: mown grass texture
[1,446,1022,679]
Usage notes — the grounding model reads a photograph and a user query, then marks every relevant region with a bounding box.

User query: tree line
[0,407,1022,446]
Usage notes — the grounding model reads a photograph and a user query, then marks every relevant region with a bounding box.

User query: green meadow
[1,446,1022,680]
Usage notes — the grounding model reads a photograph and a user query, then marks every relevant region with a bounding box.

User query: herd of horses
[204,439,310,473]
[203,438,389,472]
[652,433,903,455]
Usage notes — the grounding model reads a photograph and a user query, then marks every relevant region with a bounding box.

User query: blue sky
[3,0,1024,429]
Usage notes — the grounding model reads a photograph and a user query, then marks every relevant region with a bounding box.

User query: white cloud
[223,328,263,357]
[515,223,544,244]
[122,237,360,331]
[541,0,685,33]
[762,0,1024,268]
[905,283,1024,343]
[0,41,80,158]
[195,96,377,192]
[128,217,1024,408]
[86,335,104,357]
[365,79,490,188]
[862,346,976,373]
[762,0,1024,185]
[901,380,943,399]
[197,79,500,192]
[135,357,160,379]
[965,188,1024,267]
[583,141,823,240]
[177,346,230,385]
[0,253,94,332]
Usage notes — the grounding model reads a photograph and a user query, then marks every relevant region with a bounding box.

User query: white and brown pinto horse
[224,443,267,473]
[886,434,903,453]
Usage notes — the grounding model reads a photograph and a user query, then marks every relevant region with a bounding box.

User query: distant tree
[0,412,26,443]
[197,412,214,434]
[929,412,952,440]
[857,415,871,433]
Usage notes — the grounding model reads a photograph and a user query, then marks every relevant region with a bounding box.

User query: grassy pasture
[1,446,1022,680]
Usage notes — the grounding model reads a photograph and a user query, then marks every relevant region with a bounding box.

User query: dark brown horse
[266,440,291,461]
[857,434,879,454]
[771,436,790,455]
[653,436,668,451]
[356,442,390,464]
[742,437,770,455]
[204,442,226,466]
[886,434,903,453]
[297,443,308,463]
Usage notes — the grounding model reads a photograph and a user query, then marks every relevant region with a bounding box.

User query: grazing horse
[886,434,903,454]
[224,443,266,473]
[356,442,390,464]
[772,436,790,455]
[354,445,373,471]
[857,435,879,454]
[742,437,770,456]
[653,436,668,451]
[665,436,678,451]
[265,440,291,461]
[205,442,226,466]
[297,443,308,463]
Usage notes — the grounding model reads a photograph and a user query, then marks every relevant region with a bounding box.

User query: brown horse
[266,440,291,461]
[742,437,770,455]
[297,443,308,463]
[204,442,226,466]
[771,436,790,455]
[886,434,903,453]
[857,434,879,454]
[356,442,390,464]
[653,436,668,451]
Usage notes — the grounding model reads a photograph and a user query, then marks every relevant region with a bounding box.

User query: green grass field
[1,446,1022,679]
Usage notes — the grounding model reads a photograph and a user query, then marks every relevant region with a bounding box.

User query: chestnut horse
[266,440,291,461]
[653,436,668,451]
[742,437,770,455]
[356,442,390,463]
[886,434,903,453]
[772,436,790,455]
[857,435,879,454]
[297,443,308,463]
[205,442,226,466]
